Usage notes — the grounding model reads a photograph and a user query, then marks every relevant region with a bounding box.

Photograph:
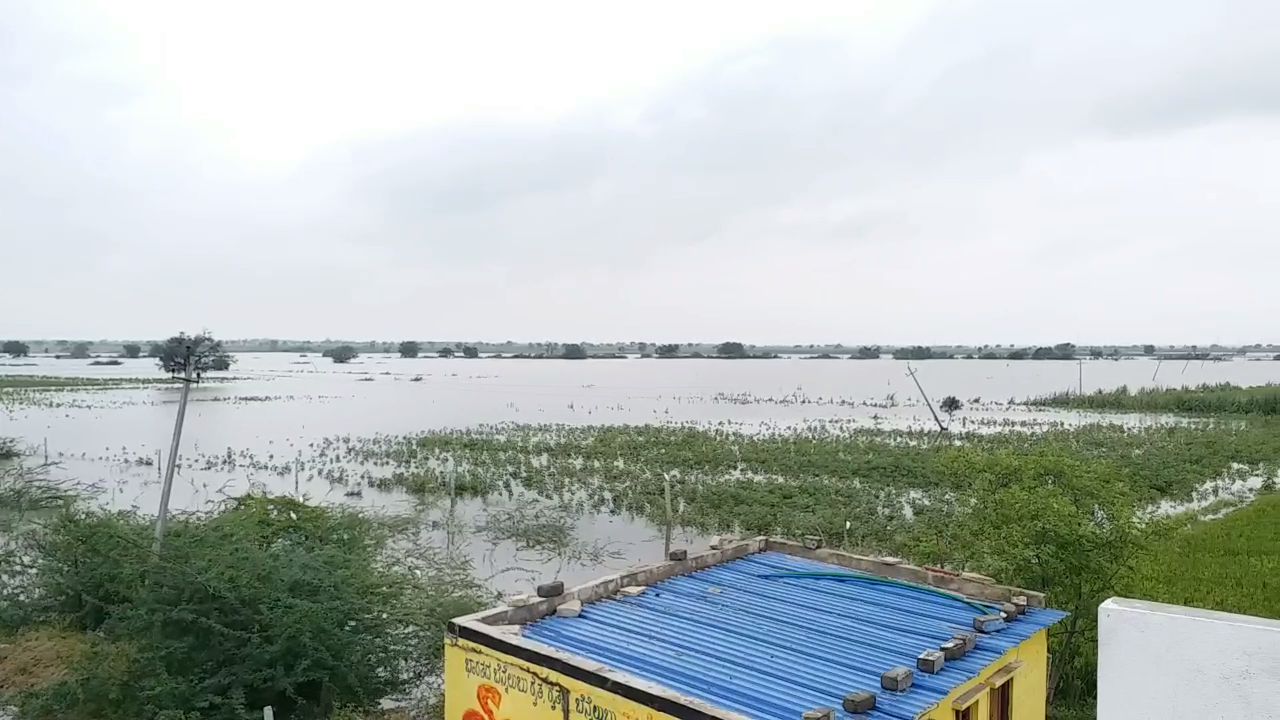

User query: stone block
[801,709,834,720]
[668,549,688,561]
[555,600,583,618]
[842,691,877,713]
[802,535,824,550]
[1002,602,1019,621]
[619,585,647,597]
[880,666,914,692]
[974,614,1007,633]
[507,593,534,607]
[1012,595,1029,615]
[536,581,565,598]
[877,556,904,566]
[953,631,977,653]
[917,649,945,674]
[940,638,966,660]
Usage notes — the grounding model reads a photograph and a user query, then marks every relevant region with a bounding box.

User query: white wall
[1098,597,1280,719]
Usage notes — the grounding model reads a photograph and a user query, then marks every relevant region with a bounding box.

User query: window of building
[989,677,1013,720]
[954,706,974,720]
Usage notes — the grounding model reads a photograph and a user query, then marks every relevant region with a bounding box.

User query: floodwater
[3,353,1277,591]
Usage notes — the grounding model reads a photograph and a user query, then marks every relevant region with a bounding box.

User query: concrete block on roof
[536,581,564,598]
[801,708,835,720]
[1002,602,1019,621]
[940,638,966,660]
[506,593,534,607]
[709,536,723,549]
[555,600,582,618]
[1012,595,1029,615]
[953,631,977,653]
[619,585,647,597]
[917,649,946,674]
[802,535,824,550]
[880,666,914,692]
[842,691,877,713]
[668,549,688,561]
[974,614,1007,633]
[877,556,904,566]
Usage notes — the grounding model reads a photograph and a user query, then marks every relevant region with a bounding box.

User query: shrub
[4,496,487,720]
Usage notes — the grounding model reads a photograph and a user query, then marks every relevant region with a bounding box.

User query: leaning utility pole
[905,363,947,433]
[153,346,197,554]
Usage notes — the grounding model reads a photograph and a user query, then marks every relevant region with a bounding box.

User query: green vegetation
[939,395,962,418]
[436,346,454,358]
[0,436,19,460]
[461,345,479,359]
[398,341,420,358]
[323,345,359,364]
[655,343,680,357]
[851,345,881,359]
[561,343,588,359]
[892,346,947,360]
[0,376,170,391]
[1030,383,1280,416]
[716,341,746,357]
[120,344,141,359]
[0,495,487,720]
[156,332,234,374]
[3,340,30,358]
[1129,495,1280,618]
[67,343,91,360]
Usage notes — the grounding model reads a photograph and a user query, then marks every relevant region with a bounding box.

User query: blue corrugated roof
[524,551,1067,720]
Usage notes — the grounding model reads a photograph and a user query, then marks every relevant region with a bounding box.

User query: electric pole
[154,345,197,554]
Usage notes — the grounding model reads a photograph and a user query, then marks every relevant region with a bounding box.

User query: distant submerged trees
[851,346,881,360]
[715,341,746,358]
[397,341,420,358]
[121,344,141,359]
[68,343,92,359]
[462,345,480,359]
[323,345,358,364]
[561,344,588,359]
[2,340,29,358]
[655,344,680,358]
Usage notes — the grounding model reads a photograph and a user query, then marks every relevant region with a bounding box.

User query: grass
[0,376,169,391]
[1029,383,1280,416]
[1130,493,1280,617]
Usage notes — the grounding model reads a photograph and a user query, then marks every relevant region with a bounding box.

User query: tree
[655,343,680,357]
[716,341,746,357]
[1143,345,1156,355]
[322,345,358,364]
[1006,349,1030,360]
[1090,348,1104,358]
[461,345,479,359]
[637,342,649,353]
[934,454,1146,708]
[561,343,588,359]
[146,343,165,358]
[939,395,963,418]
[891,346,936,360]
[437,347,455,358]
[120,344,141,359]
[852,346,881,360]
[69,342,92,359]
[155,333,234,374]
[2,340,29,358]
[398,341,420,358]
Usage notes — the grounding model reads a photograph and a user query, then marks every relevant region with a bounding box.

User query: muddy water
[3,353,1277,591]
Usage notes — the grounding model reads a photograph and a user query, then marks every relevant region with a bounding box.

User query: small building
[446,538,1066,720]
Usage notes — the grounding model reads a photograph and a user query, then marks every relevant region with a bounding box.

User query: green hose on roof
[757,571,996,615]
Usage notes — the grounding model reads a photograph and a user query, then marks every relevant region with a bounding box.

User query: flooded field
[3,353,1278,591]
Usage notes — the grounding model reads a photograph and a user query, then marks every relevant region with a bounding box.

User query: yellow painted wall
[445,636,680,720]
[919,629,1050,720]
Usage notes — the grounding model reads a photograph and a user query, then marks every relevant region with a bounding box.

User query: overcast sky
[2,0,1277,344]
